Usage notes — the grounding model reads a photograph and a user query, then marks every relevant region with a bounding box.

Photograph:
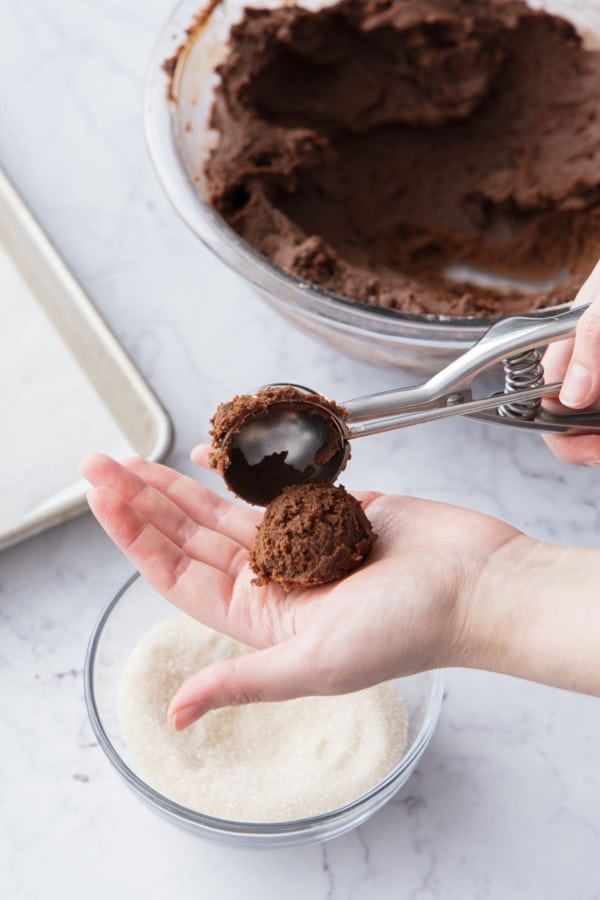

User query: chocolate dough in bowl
[148,0,600,370]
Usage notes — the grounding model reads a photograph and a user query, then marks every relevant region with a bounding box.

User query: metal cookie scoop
[222,304,600,505]
[215,387,350,505]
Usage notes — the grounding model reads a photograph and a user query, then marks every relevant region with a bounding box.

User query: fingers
[541,262,600,465]
[82,453,261,549]
[86,485,193,589]
[125,456,261,547]
[543,433,600,468]
[191,443,212,469]
[557,261,600,409]
[168,640,317,730]
[82,454,252,579]
[86,486,239,631]
[83,453,199,549]
[541,335,573,392]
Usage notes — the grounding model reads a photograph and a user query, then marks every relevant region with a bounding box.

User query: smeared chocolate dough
[205,0,600,316]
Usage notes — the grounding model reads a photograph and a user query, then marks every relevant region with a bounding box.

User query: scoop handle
[342,305,587,431]
[344,305,600,437]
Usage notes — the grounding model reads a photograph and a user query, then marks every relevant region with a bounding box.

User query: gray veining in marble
[1,2,599,898]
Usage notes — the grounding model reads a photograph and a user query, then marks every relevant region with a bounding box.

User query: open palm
[82,452,522,729]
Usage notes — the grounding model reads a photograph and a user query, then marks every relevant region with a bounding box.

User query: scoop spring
[498,349,545,420]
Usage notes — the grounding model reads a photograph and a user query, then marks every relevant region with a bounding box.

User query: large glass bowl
[143,0,599,372]
[84,574,444,847]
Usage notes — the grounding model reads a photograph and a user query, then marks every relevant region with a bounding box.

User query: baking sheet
[0,168,173,550]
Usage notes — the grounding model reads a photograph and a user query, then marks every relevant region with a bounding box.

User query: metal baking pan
[0,167,173,550]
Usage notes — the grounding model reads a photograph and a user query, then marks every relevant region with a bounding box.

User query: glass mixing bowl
[84,574,444,847]
[143,0,599,372]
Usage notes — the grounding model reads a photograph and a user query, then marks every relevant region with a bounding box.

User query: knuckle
[577,307,600,349]
[228,656,259,705]
[164,553,192,593]
[229,545,250,579]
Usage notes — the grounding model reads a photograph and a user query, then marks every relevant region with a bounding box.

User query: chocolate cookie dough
[249,481,376,591]
[205,0,600,317]
[209,385,349,505]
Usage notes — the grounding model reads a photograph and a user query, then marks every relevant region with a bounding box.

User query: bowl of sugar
[84,573,443,847]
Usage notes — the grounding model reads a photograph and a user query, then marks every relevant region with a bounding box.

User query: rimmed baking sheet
[0,168,173,550]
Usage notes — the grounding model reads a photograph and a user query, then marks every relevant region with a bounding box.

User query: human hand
[543,260,600,466]
[81,452,523,729]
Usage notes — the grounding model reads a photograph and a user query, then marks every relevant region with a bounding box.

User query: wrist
[453,536,600,694]
[455,533,540,673]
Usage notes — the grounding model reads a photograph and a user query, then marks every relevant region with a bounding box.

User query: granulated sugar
[118,616,408,822]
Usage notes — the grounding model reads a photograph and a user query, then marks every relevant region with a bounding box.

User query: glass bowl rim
[84,572,445,836]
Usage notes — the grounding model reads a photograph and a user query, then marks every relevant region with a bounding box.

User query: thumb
[168,640,316,730]
[559,262,600,409]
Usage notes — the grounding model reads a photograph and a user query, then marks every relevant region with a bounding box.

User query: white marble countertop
[1,2,599,897]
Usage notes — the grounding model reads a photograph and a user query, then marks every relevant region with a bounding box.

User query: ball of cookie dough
[249,481,376,592]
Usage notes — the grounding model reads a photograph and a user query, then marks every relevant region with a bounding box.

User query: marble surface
[1,2,599,898]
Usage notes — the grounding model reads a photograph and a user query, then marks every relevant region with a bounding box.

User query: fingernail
[560,361,593,408]
[168,704,205,731]
[168,708,187,731]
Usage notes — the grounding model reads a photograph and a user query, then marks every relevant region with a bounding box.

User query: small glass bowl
[141,0,592,372]
[84,574,444,847]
